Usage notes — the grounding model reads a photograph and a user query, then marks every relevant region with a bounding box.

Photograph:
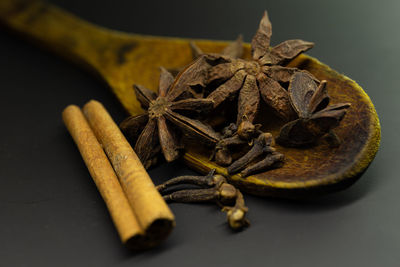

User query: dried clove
[221,190,249,230]
[213,116,262,166]
[157,170,249,230]
[157,169,216,193]
[227,132,284,177]
[240,152,284,177]
[277,72,351,147]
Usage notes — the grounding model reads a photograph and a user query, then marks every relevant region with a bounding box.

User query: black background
[0,1,398,266]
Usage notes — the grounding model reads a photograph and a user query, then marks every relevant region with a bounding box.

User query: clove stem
[241,152,284,177]
[227,133,273,174]
[163,188,218,203]
[158,171,249,230]
[156,170,215,193]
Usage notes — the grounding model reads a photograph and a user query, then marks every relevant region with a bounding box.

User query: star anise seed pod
[277,72,351,147]
[120,57,221,168]
[169,35,244,79]
[207,11,316,125]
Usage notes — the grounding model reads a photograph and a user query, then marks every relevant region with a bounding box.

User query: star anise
[277,72,351,147]
[168,35,244,81]
[206,11,316,125]
[120,56,221,168]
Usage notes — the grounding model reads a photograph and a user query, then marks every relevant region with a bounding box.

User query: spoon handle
[0,0,130,74]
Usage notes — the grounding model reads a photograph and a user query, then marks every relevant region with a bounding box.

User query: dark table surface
[0,0,398,266]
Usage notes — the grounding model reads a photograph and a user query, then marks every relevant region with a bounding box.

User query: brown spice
[168,36,244,76]
[227,132,284,177]
[212,117,262,166]
[206,11,316,125]
[62,105,142,248]
[81,100,175,249]
[277,72,351,147]
[157,170,249,230]
[121,58,222,168]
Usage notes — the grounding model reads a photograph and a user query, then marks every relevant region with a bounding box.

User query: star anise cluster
[120,10,351,230]
[121,10,350,173]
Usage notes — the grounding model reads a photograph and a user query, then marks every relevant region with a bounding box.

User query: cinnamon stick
[62,105,143,247]
[82,100,175,248]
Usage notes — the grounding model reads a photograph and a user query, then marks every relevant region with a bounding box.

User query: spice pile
[120,11,350,230]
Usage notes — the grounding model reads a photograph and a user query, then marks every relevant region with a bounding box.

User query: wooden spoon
[0,0,380,198]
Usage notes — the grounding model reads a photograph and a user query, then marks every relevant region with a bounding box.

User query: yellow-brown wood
[0,0,381,198]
